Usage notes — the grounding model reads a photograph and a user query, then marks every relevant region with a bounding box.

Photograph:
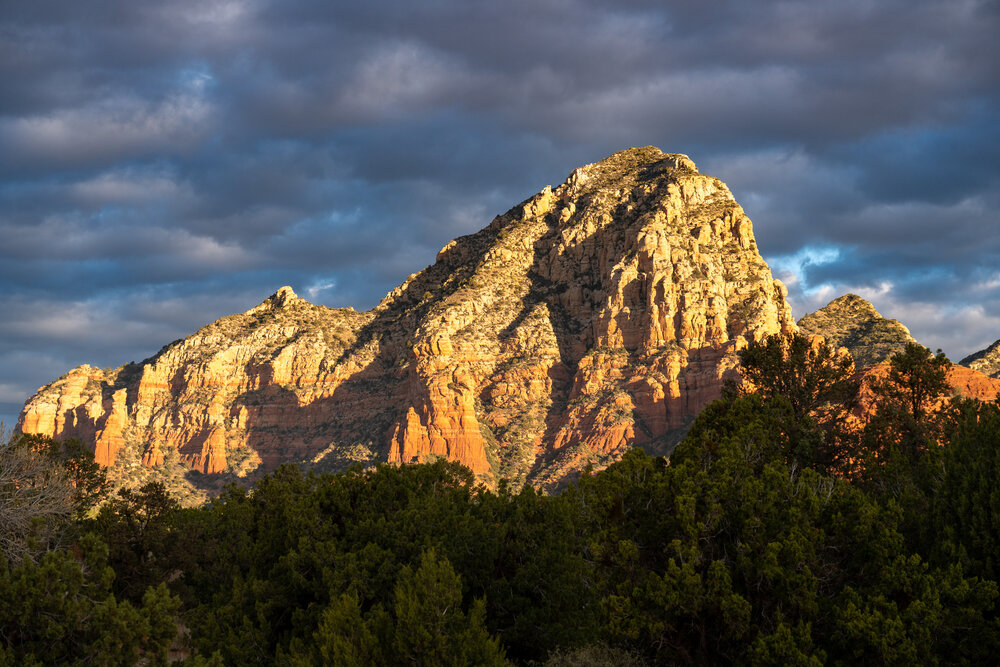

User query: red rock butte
[18,147,798,489]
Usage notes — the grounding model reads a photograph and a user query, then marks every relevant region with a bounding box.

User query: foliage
[287,547,506,666]
[0,429,111,562]
[567,413,997,664]
[733,333,859,472]
[165,460,593,663]
[736,333,858,420]
[869,343,951,424]
[14,433,110,516]
[0,436,75,562]
[929,398,1000,582]
[0,534,179,665]
[89,481,184,602]
[855,344,955,548]
[10,336,1000,663]
[861,343,953,469]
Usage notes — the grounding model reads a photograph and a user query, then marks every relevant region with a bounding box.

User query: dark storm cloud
[843,112,1000,204]
[1,0,999,424]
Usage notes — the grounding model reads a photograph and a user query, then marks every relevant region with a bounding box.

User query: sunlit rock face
[18,147,795,489]
[855,363,1000,420]
[961,339,1000,379]
[797,294,918,370]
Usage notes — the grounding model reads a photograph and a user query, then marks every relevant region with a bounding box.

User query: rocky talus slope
[797,294,917,369]
[960,339,1000,378]
[18,147,795,490]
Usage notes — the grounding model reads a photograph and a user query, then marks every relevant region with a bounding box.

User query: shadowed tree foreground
[2,339,1000,664]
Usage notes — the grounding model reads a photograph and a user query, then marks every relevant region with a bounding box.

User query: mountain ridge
[18,146,795,495]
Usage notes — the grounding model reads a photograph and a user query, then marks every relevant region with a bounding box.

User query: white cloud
[70,167,191,207]
[0,87,215,167]
[1,215,256,272]
[767,245,842,292]
[306,279,336,301]
[336,41,474,120]
[973,274,1000,291]
[535,65,802,144]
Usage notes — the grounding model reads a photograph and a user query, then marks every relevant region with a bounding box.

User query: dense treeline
[2,336,1000,664]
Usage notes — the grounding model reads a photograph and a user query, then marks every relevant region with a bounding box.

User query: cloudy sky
[2,0,998,426]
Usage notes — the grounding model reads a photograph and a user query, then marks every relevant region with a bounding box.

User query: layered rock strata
[797,294,917,369]
[18,147,795,489]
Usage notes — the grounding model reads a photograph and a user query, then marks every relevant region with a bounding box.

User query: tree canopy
[4,338,1000,663]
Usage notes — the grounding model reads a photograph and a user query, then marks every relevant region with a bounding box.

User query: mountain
[17,147,794,493]
[960,339,1000,379]
[798,294,1000,418]
[796,294,917,368]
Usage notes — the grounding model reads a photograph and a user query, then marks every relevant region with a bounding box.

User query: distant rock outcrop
[959,339,1000,379]
[18,147,794,490]
[856,363,1000,419]
[797,294,917,369]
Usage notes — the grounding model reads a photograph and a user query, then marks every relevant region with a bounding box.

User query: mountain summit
[18,147,794,492]
[797,294,917,368]
[960,339,1000,379]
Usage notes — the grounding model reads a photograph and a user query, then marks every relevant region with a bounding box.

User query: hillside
[18,147,794,493]
[797,294,917,368]
[960,339,1000,378]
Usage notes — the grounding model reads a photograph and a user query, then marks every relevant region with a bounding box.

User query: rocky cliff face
[797,294,917,369]
[856,363,1000,419]
[18,147,794,490]
[960,339,1000,378]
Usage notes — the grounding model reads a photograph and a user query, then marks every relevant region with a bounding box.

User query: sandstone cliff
[797,294,917,369]
[856,363,1000,419]
[18,147,795,491]
[960,339,1000,379]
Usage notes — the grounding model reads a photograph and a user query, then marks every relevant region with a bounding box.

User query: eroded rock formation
[18,147,794,489]
[960,339,1000,379]
[856,363,1000,418]
[797,294,917,369]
